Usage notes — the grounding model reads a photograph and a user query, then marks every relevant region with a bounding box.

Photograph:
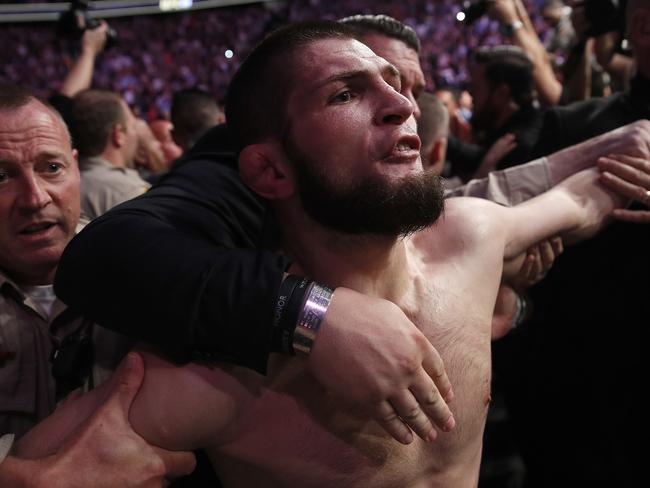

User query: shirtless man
[20,21,637,487]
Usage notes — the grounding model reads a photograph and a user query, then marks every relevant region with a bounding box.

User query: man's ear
[424,136,447,175]
[112,124,125,148]
[239,143,295,200]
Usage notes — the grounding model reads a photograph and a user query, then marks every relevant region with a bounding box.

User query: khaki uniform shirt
[80,156,151,221]
[0,269,130,439]
[446,157,551,205]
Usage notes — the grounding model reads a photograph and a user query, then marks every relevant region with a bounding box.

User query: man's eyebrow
[310,63,402,93]
[37,150,68,161]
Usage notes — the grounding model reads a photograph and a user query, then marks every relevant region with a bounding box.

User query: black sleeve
[445,134,485,182]
[55,128,289,373]
[529,108,565,161]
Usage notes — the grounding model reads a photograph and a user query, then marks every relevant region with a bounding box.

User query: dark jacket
[494,73,650,487]
[55,124,290,373]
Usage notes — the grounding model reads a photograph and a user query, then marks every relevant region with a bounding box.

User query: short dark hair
[70,89,128,159]
[339,14,421,53]
[0,83,34,111]
[473,46,535,108]
[225,20,356,151]
[171,88,222,149]
[0,83,71,144]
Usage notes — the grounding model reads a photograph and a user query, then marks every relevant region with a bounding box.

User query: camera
[56,0,118,49]
[458,0,489,25]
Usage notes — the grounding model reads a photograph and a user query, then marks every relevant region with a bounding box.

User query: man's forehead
[0,101,72,153]
[293,37,392,83]
[360,34,422,72]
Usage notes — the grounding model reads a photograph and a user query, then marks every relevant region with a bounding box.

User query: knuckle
[379,409,400,423]
[400,406,422,422]
[421,392,440,408]
[398,355,420,376]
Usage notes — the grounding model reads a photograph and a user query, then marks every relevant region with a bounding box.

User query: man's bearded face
[284,134,445,237]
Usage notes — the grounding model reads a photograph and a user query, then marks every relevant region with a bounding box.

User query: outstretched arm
[598,154,650,223]
[450,120,650,206]
[501,168,626,263]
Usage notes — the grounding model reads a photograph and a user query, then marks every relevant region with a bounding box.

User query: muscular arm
[16,351,241,458]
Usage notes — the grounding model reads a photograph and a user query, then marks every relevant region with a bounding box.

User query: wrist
[292,283,334,355]
[499,19,524,37]
[270,275,333,355]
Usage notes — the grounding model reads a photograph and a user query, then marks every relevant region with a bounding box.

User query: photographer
[49,2,115,125]
[486,0,565,106]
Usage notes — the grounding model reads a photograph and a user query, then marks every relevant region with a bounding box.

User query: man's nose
[376,87,415,126]
[18,174,52,210]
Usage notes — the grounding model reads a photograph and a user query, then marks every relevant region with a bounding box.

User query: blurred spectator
[435,87,472,141]
[134,118,167,181]
[458,89,473,121]
[487,0,563,106]
[446,45,544,181]
[70,89,150,220]
[541,0,576,61]
[469,45,543,169]
[417,91,450,176]
[171,88,225,152]
[150,119,183,166]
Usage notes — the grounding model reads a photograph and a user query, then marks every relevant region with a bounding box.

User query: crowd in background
[0,0,555,119]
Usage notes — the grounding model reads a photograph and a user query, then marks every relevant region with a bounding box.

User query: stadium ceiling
[0,0,285,23]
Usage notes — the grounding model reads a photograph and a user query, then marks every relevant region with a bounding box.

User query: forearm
[545,124,645,185]
[59,49,96,97]
[499,0,562,106]
[510,28,562,106]
[553,168,624,242]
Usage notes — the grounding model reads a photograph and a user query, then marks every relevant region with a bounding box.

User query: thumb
[153,446,197,480]
[104,351,146,416]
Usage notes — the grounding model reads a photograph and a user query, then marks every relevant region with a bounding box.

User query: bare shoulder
[413,197,506,253]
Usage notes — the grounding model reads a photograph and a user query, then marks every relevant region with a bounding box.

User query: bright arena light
[225,49,234,59]
[159,0,193,12]
[456,11,466,22]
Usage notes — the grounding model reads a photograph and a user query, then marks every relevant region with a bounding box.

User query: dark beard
[285,137,445,237]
